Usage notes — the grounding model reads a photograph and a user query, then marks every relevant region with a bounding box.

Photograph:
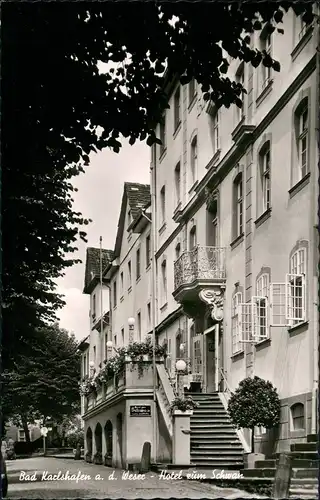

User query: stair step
[255,460,276,468]
[191,424,235,429]
[306,434,318,443]
[291,442,317,452]
[271,451,319,460]
[291,478,318,485]
[242,468,276,478]
[190,460,243,467]
[290,459,319,468]
[191,430,238,435]
[291,468,319,478]
[191,419,231,424]
[191,441,243,453]
[191,440,242,446]
[193,409,227,414]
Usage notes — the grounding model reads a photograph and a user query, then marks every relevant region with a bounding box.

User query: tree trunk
[21,416,31,444]
[251,427,255,453]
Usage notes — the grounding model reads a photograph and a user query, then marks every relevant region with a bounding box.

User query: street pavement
[6,457,266,499]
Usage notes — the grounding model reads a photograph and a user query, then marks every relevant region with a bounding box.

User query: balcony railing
[174,245,226,291]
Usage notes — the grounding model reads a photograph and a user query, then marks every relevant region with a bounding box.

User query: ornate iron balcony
[174,246,226,291]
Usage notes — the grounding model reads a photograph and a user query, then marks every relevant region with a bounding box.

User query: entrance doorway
[191,324,221,393]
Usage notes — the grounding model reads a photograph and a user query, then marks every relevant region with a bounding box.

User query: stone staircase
[189,393,244,469]
[241,433,319,499]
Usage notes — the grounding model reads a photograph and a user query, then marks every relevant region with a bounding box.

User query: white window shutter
[285,273,306,322]
[251,296,269,340]
[269,282,288,326]
[238,303,257,343]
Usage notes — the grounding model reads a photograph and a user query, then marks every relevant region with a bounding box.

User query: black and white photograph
[2,1,319,499]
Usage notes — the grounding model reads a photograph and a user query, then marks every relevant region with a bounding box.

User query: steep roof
[83,247,114,294]
[114,183,151,258]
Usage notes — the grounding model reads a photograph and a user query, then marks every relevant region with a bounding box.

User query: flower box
[173,409,193,416]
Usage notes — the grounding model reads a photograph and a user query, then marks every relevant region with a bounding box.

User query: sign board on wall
[130,405,151,417]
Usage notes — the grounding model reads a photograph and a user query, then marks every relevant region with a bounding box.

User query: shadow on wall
[116,413,123,469]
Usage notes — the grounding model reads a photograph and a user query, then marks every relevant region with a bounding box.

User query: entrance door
[205,331,216,392]
[192,335,203,387]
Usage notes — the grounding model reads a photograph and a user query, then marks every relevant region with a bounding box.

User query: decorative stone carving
[199,288,224,322]
[205,187,218,213]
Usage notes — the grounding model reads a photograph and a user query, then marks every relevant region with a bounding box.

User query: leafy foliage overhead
[2,2,314,368]
[1,324,81,429]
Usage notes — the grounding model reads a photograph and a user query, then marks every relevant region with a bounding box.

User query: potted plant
[228,376,281,468]
[79,375,96,397]
[170,396,199,415]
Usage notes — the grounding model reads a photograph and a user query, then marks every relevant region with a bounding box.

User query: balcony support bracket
[199,288,225,322]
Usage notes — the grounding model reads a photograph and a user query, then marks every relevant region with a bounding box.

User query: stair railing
[218,368,251,453]
[156,364,175,438]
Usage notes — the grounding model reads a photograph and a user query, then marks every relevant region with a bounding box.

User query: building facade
[80,6,319,467]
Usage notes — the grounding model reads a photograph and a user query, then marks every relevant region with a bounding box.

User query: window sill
[188,94,197,112]
[288,321,308,337]
[255,338,271,351]
[158,222,167,235]
[159,148,167,163]
[291,25,314,62]
[120,295,124,303]
[136,276,141,284]
[256,79,273,108]
[289,172,311,198]
[254,207,272,228]
[173,201,182,216]
[160,302,168,312]
[230,233,244,250]
[188,180,199,195]
[128,286,132,294]
[173,121,182,138]
[146,264,151,272]
[231,351,244,362]
[206,149,221,170]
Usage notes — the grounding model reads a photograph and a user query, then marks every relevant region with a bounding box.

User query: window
[113,335,117,347]
[189,226,197,250]
[260,32,272,91]
[175,243,181,261]
[259,146,271,214]
[136,248,141,280]
[166,338,172,374]
[113,280,117,307]
[160,186,166,224]
[234,176,243,238]
[232,292,242,354]
[236,63,245,122]
[120,272,124,296]
[160,115,166,155]
[128,261,132,288]
[291,403,305,430]
[297,105,308,179]
[146,235,151,268]
[147,302,151,328]
[93,346,96,363]
[188,78,196,104]
[174,87,181,130]
[83,355,87,377]
[174,162,181,206]
[269,246,307,327]
[254,274,270,340]
[18,430,26,442]
[92,294,96,317]
[161,260,167,305]
[289,248,306,324]
[137,312,141,341]
[190,136,198,186]
[212,111,220,153]
[121,328,124,345]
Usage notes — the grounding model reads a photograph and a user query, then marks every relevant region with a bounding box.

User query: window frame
[160,185,166,225]
[160,260,167,306]
[173,86,181,130]
[113,280,117,307]
[260,147,271,213]
[159,115,166,155]
[236,178,243,237]
[232,291,243,354]
[136,247,141,281]
[174,161,181,207]
[190,136,198,186]
[298,106,308,179]
[128,260,132,289]
[260,31,272,91]
[254,273,270,341]
[146,234,151,268]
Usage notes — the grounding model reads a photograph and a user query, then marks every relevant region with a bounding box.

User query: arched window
[291,403,305,430]
[258,143,271,215]
[288,247,306,324]
[292,96,310,186]
[233,174,243,239]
